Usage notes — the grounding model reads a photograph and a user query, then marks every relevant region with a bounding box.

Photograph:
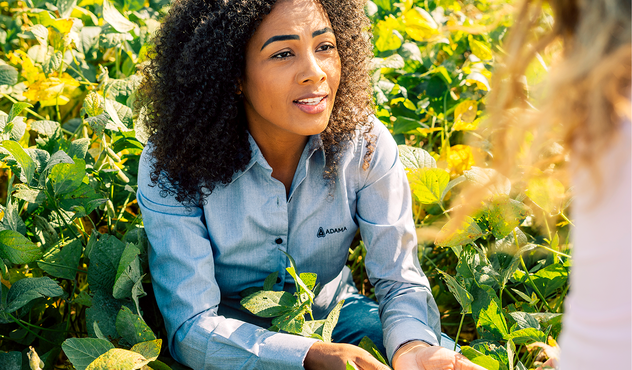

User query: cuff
[258,333,320,370]
[384,319,440,363]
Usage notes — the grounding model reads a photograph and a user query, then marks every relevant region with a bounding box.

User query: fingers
[353,353,391,370]
[454,352,487,370]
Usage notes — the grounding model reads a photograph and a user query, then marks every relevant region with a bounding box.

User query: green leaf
[84,92,104,117]
[532,263,568,298]
[30,24,48,46]
[346,361,357,370]
[73,291,93,307]
[322,299,344,343]
[469,37,493,61]
[374,15,403,52]
[112,243,142,299]
[438,269,473,313]
[398,145,436,169]
[0,200,27,234]
[85,113,109,135]
[86,291,125,339]
[58,183,106,215]
[68,138,91,160]
[371,54,405,70]
[435,216,484,247]
[0,351,23,370]
[130,339,162,362]
[116,306,156,346]
[50,159,85,196]
[407,167,450,204]
[99,31,133,49]
[5,276,64,312]
[32,120,62,151]
[476,293,508,340]
[503,328,546,345]
[3,140,36,183]
[461,346,500,370]
[271,305,306,334]
[0,230,42,264]
[86,348,150,370]
[38,238,82,280]
[43,51,63,75]
[8,102,32,123]
[56,0,77,18]
[282,250,315,303]
[263,271,278,291]
[241,290,296,318]
[299,272,317,291]
[358,336,389,366]
[104,98,130,131]
[62,338,114,370]
[39,150,74,185]
[0,64,18,86]
[147,360,173,370]
[483,196,530,239]
[509,312,540,331]
[88,233,127,291]
[103,0,135,33]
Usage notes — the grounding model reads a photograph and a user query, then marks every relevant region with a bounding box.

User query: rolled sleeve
[137,147,318,370]
[355,122,441,361]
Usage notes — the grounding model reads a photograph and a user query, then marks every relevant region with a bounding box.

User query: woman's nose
[297,53,327,84]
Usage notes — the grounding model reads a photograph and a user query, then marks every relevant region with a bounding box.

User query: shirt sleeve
[355,121,442,362]
[136,147,318,370]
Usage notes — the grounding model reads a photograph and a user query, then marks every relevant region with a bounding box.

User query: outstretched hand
[392,341,487,370]
[304,342,391,370]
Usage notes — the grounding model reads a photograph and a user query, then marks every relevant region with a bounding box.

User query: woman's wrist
[391,340,432,367]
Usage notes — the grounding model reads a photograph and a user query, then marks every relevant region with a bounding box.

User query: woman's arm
[137,147,318,370]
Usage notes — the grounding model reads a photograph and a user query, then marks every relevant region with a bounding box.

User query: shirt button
[275,238,283,244]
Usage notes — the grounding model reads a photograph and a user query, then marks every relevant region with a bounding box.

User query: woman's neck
[249,128,309,197]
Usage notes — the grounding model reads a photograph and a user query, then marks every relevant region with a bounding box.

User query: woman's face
[241,0,341,143]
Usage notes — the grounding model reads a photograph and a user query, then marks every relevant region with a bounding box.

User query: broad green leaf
[464,167,511,198]
[130,339,162,362]
[438,269,473,313]
[322,299,344,343]
[461,346,500,370]
[476,294,509,340]
[301,319,325,339]
[504,328,546,345]
[371,54,405,70]
[398,145,436,169]
[58,183,106,215]
[116,306,156,346]
[86,348,150,370]
[99,31,133,49]
[103,0,135,33]
[271,304,306,334]
[241,290,296,318]
[68,138,90,160]
[88,233,127,291]
[3,141,36,183]
[507,339,516,370]
[0,230,42,264]
[0,201,27,234]
[526,176,565,215]
[40,150,74,185]
[50,159,85,196]
[30,25,48,46]
[31,120,62,150]
[532,263,568,298]
[407,167,449,204]
[435,216,484,247]
[104,98,129,131]
[511,288,539,305]
[86,292,127,339]
[146,360,173,370]
[282,251,314,303]
[43,51,63,75]
[0,351,23,370]
[299,272,317,291]
[27,148,51,174]
[107,98,133,129]
[85,113,109,135]
[471,342,509,370]
[39,238,82,279]
[8,102,32,123]
[483,196,530,239]
[263,271,278,291]
[112,243,142,299]
[73,291,93,307]
[509,312,540,330]
[402,7,439,42]
[62,338,114,370]
[5,276,64,312]
[106,75,142,100]
[84,92,103,117]
[358,336,389,366]
[441,176,466,202]
[57,0,77,18]
[0,65,18,86]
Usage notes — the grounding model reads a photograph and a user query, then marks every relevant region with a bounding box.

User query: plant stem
[559,211,575,227]
[519,255,553,311]
[7,312,57,345]
[535,244,571,258]
[554,284,570,313]
[1,93,46,120]
[454,312,465,351]
[542,209,552,241]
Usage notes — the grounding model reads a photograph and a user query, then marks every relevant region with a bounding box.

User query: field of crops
[0,0,570,369]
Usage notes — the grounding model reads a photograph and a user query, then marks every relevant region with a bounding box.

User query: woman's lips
[293,95,328,114]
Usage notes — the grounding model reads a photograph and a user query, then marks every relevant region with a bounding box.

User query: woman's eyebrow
[260,27,335,51]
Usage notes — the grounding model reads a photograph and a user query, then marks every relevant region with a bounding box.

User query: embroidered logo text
[317,226,348,238]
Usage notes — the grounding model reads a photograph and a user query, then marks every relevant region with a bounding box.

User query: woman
[487,0,631,368]
[136,0,484,369]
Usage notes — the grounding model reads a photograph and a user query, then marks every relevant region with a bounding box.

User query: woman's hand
[392,341,487,370]
[304,342,391,370]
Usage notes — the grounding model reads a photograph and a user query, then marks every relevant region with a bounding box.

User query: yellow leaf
[21,57,40,85]
[23,76,76,105]
[415,127,442,135]
[7,52,21,65]
[469,36,493,61]
[375,15,403,52]
[402,8,439,42]
[453,100,479,131]
[40,95,70,107]
[447,145,476,176]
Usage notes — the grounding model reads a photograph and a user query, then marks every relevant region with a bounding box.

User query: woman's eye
[317,44,336,52]
[272,51,292,59]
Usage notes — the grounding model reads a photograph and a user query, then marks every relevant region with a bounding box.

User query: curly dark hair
[137,0,374,206]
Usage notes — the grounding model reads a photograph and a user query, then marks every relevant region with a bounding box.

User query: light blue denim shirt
[136,119,441,369]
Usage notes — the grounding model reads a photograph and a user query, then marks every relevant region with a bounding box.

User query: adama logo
[317,226,348,238]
